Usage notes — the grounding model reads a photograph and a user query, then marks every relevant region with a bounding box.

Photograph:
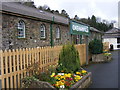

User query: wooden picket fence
[0,44,86,89]
[103,42,109,51]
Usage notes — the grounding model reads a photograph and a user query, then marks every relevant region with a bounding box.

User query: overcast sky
[34,0,119,23]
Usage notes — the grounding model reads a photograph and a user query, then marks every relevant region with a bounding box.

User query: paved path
[84,50,119,88]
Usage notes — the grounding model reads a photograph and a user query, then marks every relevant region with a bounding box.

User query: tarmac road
[84,50,119,89]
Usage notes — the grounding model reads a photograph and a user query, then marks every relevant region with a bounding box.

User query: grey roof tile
[1,2,69,25]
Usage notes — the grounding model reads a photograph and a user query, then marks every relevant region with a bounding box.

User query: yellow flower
[60,76,65,79]
[75,79,78,82]
[55,82,59,87]
[64,73,71,78]
[68,73,71,77]
[76,72,81,74]
[58,81,64,85]
[56,81,64,86]
[81,70,87,73]
[104,53,112,56]
[50,73,55,77]
[74,75,82,81]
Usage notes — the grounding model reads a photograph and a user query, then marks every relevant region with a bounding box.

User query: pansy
[81,70,87,73]
[50,73,55,77]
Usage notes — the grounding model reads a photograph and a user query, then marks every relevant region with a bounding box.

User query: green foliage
[79,15,113,32]
[57,44,80,73]
[89,38,103,54]
[36,72,51,82]
[22,76,39,88]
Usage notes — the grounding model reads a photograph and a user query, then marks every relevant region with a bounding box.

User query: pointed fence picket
[0,44,86,89]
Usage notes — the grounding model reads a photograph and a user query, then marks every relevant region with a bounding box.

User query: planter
[23,72,92,89]
[92,53,112,63]
[103,54,112,62]
[70,72,92,89]
[92,53,104,62]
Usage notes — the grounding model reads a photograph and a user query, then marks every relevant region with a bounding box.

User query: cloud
[34,0,119,21]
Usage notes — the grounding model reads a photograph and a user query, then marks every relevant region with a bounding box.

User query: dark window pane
[117,38,120,43]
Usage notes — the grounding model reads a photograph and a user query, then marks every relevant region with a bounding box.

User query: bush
[57,44,80,73]
[89,38,103,54]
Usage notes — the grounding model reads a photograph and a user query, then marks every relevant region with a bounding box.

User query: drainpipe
[86,35,89,65]
[80,35,82,44]
[50,16,54,47]
[86,26,90,65]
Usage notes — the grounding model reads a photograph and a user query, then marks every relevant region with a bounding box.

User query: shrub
[89,38,103,54]
[57,44,80,73]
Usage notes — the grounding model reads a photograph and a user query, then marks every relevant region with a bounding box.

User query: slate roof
[1,2,69,25]
[105,28,120,34]
[90,27,103,33]
[103,28,120,38]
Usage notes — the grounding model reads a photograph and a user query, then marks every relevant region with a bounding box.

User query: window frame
[17,20,26,38]
[56,26,61,39]
[40,24,46,39]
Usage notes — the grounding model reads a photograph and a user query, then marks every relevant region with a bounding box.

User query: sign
[70,20,89,35]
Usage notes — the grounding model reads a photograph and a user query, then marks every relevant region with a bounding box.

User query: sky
[33,0,119,24]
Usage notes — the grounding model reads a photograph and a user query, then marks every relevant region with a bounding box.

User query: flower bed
[22,70,92,89]
[50,70,90,89]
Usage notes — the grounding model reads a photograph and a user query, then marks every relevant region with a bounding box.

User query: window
[56,27,60,39]
[117,45,120,48]
[18,20,25,38]
[40,24,46,39]
[117,38,120,43]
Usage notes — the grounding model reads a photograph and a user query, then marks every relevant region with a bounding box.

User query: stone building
[0,2,103,50]
[88,27,103,42]
[73,26,103,44]
[0,2,71,50]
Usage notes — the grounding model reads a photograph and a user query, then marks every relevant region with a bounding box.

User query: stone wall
[2,14,71,50]
[88,31,102,43]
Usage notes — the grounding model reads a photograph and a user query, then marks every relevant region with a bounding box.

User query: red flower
[53,75,57,77]
[69,78,73,81]
[65,81,71,86]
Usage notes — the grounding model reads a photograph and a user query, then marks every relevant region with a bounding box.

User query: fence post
[0,50,4,89]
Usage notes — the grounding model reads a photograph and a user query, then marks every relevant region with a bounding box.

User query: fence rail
[0,44,86,88]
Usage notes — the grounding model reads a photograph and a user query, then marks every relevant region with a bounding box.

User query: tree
[91,15,97,27]
[79,15,112,32]
[61,9,67,15]
[21,0,36,8]
[57,44,80,73]
[61,9,69,18]
[42,4,50,10]
[38,6,43,10]
[74,15,79,20]
[89,38,103,54]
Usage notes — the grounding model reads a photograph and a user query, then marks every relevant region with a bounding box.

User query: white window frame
[17,20,25,38]
[56,27,60,39]
[40,24,46,39]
